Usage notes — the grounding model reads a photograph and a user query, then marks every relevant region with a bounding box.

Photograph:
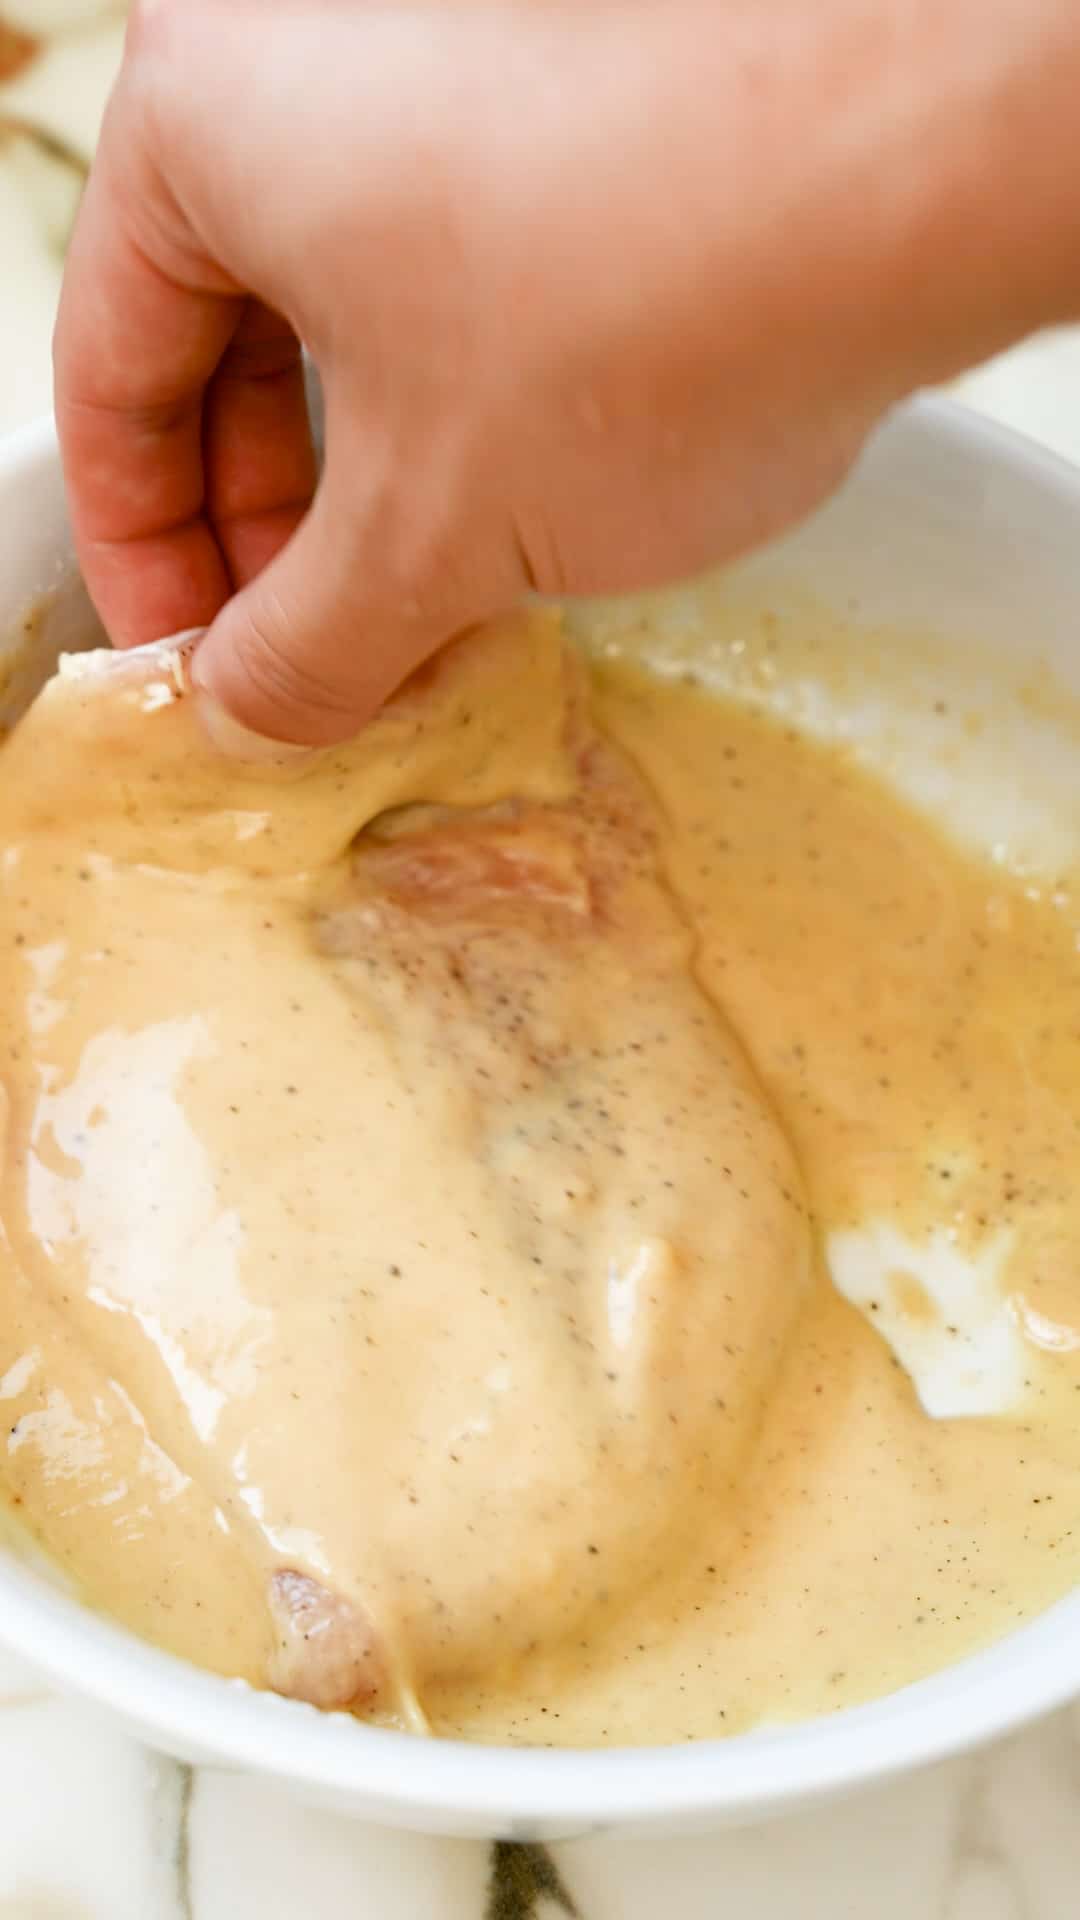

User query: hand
[54,0,1080,746]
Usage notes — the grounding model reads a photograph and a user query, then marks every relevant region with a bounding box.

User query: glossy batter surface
[0,613,1078,1746]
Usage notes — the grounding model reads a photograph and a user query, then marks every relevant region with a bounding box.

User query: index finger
[53,113,239,648]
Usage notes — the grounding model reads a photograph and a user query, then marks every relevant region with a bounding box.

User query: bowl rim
[2,392,1080,1831]
[0,410,57,480]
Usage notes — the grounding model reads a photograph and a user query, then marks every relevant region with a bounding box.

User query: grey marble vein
[941,1752,1030,1920]
[487,1843,581,1920]
[174,1765,194,1920]
[147,1752,196,1920]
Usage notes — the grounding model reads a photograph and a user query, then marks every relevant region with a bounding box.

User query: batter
[0,610,1077,1746]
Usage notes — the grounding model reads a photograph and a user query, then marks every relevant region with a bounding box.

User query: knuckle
[124,0,214,105]
[114,1,187,161]
[125,0,179,61]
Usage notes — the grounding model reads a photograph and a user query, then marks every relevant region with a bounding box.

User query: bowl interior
[0,402,1079,1837]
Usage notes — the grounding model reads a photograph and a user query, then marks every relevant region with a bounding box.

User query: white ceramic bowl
[1,401,1079,1841]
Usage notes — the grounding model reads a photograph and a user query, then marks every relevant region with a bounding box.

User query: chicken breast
[0,614,811,1726]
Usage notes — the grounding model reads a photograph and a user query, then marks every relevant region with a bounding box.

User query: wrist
[627,0,1080,410]
[840,0,1080,384]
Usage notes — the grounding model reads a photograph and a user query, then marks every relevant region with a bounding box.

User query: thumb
[191,487,445,750]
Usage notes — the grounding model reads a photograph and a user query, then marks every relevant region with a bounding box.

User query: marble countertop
[4,10,1080,1916]
[2,1634,1080,1920]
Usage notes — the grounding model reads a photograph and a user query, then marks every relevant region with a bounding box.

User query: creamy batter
[0,611,1078,1746]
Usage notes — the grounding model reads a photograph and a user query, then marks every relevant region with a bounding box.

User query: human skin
[54,0,1080,746]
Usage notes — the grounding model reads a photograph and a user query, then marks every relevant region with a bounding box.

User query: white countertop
[5,12,1080,1916]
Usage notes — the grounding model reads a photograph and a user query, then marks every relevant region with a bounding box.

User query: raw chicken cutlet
[0,613,811,1728]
